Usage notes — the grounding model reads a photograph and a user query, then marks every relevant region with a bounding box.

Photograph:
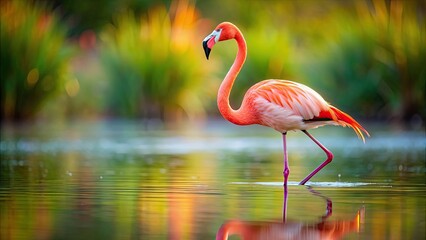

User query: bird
[202,22,369,185]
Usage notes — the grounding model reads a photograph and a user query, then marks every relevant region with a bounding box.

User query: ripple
[230,181,382,187]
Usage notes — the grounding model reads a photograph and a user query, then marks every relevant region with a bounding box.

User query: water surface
[1,121,425,239]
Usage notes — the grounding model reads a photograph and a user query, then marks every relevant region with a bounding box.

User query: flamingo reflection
[216,185,364,240]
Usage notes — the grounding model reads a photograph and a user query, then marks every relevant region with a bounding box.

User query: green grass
[99,2,216,121]
[2,0,423,124]
[0,1,74,121]
[300,1,426,121]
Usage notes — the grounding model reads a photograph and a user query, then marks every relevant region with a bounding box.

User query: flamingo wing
[252,80,329,120]
[248,80,369,141]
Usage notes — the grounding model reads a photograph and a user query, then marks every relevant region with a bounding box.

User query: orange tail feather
[329,106,370,142]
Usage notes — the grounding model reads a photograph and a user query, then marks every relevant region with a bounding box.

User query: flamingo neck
[217,31,252,125]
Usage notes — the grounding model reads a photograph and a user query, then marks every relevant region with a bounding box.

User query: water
[1,120,425,239]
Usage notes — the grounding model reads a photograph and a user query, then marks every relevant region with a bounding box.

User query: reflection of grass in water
[1,122,425,239]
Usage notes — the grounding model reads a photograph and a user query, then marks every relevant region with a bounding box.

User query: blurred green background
[1,0,425,127]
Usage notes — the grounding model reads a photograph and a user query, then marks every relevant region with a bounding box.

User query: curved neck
[217,31,252,125]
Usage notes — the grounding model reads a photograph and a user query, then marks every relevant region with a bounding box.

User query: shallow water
[1,121,425,239]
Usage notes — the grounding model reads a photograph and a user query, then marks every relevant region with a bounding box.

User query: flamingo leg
[282,132,290,186]
[299,130,334,185]
[283,182,288,223]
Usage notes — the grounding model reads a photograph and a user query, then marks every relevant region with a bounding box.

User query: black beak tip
[203,40,211,60]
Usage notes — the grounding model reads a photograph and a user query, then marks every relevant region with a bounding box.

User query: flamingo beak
[203,39,211,60]
[203,29,221,60]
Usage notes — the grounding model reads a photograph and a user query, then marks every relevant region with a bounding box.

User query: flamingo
[202,22,369,185]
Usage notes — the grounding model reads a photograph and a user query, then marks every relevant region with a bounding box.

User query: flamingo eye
[213,29,222,42]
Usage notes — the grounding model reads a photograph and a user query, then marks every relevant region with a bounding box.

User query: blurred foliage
[301,0,426,122]
[0,0,74,121]
[1,0,425,125]
[49,0,174,37]
[99,0,215,121]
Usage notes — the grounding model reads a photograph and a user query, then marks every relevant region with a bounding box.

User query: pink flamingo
[203,22,369,185]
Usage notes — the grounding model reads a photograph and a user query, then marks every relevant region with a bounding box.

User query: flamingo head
[203,22,239,59]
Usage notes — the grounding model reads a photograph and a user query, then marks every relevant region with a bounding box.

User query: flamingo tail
[328,106,370,142]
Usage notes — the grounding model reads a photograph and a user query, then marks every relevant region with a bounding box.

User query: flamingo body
[203,22,369,185]
[245,79,367,136]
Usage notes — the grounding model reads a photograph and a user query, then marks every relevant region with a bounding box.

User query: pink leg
[282,132,290,186]
[282,182,288,223]
[299,130,334,185]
